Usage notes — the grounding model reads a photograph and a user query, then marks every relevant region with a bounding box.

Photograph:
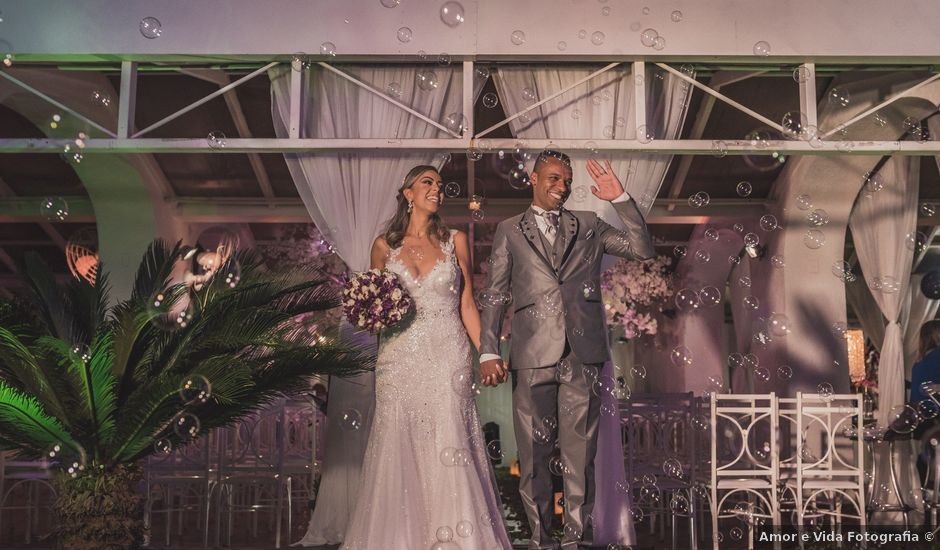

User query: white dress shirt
[479,191,632,365]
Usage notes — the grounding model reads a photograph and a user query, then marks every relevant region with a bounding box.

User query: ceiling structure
[1,0,940,291]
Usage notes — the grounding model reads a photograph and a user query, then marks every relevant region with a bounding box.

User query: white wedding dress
[341,230,512,550]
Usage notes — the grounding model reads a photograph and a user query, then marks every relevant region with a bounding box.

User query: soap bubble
[753,41,771,56]
[482,92,499,109]
[675,288,702,311]
[670,10,683,22]
[91,90,112,108]
[40,197,69,221]
[640,28,658,47]
[828,87,850,108]
[341,409,362,430]
[443,112,467,135]
[759,214,778,232]
[768,313,791,336]
[793,66,811,83]
[380,0,400,6]
[444,181,461,198]
[591,31,606,45]
[670,345,693,368]
[782,111,810,139]
[207,131,226,149]
[803,229,825,249]
[510,30,527,45]
[736,181,753,197]
[688,191,710,208]
[172,413,201,439]
[436,526,454,542]
[154,438,173,455]
[816,382,834,401]
[385,82,402,99]
[807,208,829,227]
[139,17,163,39]
[796,194,814,210]
[416,70,440,91]
[700,286,722,307]
[712,140,728,158]
[456,520,474,538]
[396,27,413,43]
[179,375,212,404]
[440,2,465,27]
[320,42,337,57]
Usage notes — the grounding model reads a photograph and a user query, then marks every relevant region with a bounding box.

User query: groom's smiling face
[530,156,572,211]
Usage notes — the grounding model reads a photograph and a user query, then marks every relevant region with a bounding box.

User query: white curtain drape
[494,63,692,545]
[848,154,921,522]
[846,275,887,351]
[270,63,471,545]
[849,155,919,427]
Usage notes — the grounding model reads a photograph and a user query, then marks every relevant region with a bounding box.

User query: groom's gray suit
[479,198,654,549]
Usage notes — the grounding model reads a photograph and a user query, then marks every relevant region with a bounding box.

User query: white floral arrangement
[601,255,674,339]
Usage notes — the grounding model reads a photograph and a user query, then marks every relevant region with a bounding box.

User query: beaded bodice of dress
[384,230,462,322]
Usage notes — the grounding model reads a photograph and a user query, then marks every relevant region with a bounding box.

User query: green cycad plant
[0,240,369,549]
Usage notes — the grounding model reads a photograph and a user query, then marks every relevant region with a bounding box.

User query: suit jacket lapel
[519,209,556,273]
[558,208,579,269]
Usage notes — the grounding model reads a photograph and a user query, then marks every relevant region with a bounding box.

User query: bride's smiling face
[404,169,443,214]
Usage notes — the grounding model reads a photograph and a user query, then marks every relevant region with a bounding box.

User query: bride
[340,165,512,549]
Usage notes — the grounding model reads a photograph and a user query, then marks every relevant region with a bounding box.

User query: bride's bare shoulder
[372,234,390,251]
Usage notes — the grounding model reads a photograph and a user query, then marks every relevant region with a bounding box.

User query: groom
[479,150,654,549]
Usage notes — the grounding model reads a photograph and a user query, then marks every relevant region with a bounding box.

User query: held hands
[586,159,625,201]
[480,358,509,387]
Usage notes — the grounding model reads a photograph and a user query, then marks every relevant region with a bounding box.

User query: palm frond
[130,240,183,304]
[21,252,69,339]
[0,239,370,468]
[0,328,72,424]
[0,381,80,460]
[40,335,118,451]
[61,269,110,346]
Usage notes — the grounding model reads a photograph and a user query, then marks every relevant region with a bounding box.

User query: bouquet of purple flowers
[342,268,414,333]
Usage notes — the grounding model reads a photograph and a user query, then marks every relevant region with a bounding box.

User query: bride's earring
[407,201,413,213]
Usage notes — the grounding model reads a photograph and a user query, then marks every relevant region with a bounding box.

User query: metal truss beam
[5,137,940,155]
[475,62,621,139]
[655,63,786,133]
[0,195,769,224]
[132,61,278,138]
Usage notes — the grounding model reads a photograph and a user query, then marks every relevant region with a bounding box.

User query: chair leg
[274,481,283,549]
[165,489,172,548]
[286,477,293,547]
[226,487,233,547]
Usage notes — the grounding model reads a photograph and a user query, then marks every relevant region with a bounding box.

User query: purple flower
[342,269,414,333]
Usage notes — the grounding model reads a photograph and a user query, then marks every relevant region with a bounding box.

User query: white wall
[3,0,940,60]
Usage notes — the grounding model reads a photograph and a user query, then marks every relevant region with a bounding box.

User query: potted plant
[0,241,369,549]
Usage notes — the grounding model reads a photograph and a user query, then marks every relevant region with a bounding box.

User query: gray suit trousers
[512,346,601,550]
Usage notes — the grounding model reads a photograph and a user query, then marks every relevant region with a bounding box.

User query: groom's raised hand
[587,159,625,201]
[480,358,508,387]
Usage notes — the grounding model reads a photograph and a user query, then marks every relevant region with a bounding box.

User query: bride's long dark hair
[384,165,451,249]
